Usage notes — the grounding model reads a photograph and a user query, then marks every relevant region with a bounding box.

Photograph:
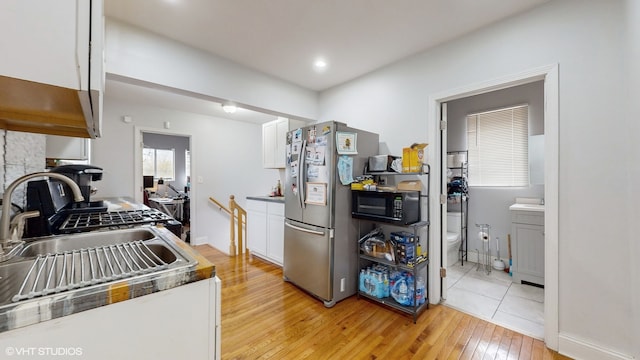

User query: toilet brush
[493,236,506,271]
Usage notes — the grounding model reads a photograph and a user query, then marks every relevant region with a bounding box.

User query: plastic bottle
[359,269,366,292]
[399,279,409,305]
[416,276,425,305]
[376,273,384,298]
[368,269,377,296]
[406,274,415,306]
[383,273,390,297]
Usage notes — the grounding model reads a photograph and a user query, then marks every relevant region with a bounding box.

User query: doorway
[442,82,545,338]
[134,127,193,242]
[428,64,559,349]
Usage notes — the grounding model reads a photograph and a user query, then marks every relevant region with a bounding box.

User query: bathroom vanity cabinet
[511,209,544,286]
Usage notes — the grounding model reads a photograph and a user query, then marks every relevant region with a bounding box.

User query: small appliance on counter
[49,164,105,209]
[367,155,399,172]
[24,165,174,238]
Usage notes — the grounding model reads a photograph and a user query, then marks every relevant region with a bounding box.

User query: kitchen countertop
[246,195,285,203]
[509,197,545,212]
[0,225,214,334]
[97,196,152,211]
[509,203,545,212]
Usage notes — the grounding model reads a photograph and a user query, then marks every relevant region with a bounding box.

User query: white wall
[319,0,633,359]
[0,131,46,207]
[624,0,640,358]
[105,19,318,122]
[99,18,321,253]
[92,96,283,253]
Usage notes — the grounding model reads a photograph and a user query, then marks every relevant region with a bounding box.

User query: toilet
[446,212,462,266]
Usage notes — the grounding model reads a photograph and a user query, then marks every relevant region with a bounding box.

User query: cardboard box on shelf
[402,143,428,173]
[395,243,416,264]
[390,231,417,244]
[397,180,422,191]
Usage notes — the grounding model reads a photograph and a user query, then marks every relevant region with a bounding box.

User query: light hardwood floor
[195,245,571,360]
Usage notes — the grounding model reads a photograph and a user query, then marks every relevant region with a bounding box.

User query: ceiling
[105,76,277,124]
[103,0,551,122]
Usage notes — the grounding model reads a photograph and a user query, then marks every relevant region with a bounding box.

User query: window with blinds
[466,105,529,187]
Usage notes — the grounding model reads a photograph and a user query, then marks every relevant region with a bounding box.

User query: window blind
[466,105,529,186]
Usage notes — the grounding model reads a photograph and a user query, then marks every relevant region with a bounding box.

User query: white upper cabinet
[262,117,305,168]
[1,1,79,89]
[0,0,104,138]
[46,135,89,160]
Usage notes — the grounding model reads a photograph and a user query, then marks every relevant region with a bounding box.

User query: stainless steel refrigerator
[283,121,379,307]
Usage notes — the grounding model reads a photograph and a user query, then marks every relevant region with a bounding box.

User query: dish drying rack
[12,241,169,303]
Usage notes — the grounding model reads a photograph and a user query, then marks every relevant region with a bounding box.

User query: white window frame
[142,147,176,181]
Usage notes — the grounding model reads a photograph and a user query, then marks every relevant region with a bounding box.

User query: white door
[440,102,449,299]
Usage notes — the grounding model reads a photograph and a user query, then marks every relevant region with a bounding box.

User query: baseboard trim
[559,333,633,360]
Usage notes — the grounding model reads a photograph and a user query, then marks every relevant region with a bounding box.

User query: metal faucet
[0,172,84,261]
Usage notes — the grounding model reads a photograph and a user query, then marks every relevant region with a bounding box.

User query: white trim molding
[133,125,197,244]
[428,63,559,351]
[559,334,635,360]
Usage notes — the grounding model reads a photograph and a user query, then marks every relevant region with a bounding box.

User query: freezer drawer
[283,219,333,302]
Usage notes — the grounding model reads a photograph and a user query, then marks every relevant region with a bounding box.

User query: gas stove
[25,177,176,237]
[57,208,174,233]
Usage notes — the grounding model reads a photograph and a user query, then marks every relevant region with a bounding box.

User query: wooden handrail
[208,196,246,256]
[209,196,231,214]
[208,197,246,224]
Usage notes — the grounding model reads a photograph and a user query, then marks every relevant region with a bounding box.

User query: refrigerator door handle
[285,221,324,236]
[299,139,307,209]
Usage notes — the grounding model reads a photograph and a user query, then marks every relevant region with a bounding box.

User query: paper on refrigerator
[338,156,354,185]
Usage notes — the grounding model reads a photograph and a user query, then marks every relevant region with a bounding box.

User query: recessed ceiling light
[221,103,237,114]
[313,59,328,71]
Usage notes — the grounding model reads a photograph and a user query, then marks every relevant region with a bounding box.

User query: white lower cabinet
[0,277,221,360]
[246,199,284,266]
[266,203,285,264]
[247,200,268,256]
[511,211,545,286]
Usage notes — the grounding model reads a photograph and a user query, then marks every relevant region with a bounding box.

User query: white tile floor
[442,260,545,339]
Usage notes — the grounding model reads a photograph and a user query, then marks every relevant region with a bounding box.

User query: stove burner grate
[58,209,173,232]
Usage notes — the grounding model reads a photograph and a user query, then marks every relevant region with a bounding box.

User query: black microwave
[351,190,421,225]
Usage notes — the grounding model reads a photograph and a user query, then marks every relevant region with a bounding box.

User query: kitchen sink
[0,227,197,308]
[0,260,35,307]
[19,228,157,257]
